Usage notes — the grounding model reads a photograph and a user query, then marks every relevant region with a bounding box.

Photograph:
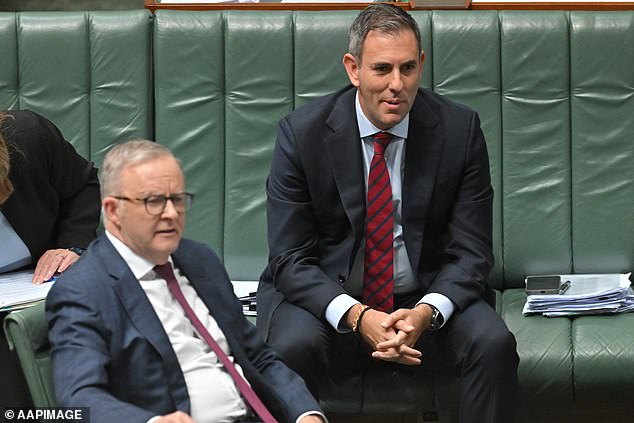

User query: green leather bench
[0,11,153,165]
[2,9,633,423]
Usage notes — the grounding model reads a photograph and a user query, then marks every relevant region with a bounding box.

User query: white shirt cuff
[417,293,455,329]
[325,294,360,332]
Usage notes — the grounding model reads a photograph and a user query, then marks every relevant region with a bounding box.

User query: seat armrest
[3,302,57,408]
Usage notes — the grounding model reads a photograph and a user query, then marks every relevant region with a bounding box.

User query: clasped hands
[348,303,434,366]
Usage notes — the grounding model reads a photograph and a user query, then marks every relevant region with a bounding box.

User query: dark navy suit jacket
[47,235,321,423]
[258,85,495,334]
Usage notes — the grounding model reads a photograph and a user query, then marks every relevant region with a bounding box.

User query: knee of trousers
[466,328,519,371]
[268,315,330,373]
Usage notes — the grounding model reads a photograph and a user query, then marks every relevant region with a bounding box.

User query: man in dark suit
[47,140,324,423]
[257,5,519,423]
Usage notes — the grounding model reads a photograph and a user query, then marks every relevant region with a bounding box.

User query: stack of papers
[232,281,259,317]
[0,270,54,312]
[523,273,633,317]
[239,292,257,316]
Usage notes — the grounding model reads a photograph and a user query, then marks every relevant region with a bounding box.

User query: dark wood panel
[145,1,407,11]
[146,0,634,11]
[472,2,634,10]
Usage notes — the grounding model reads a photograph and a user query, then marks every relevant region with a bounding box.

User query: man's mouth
[385,98,399,104]
[383,99,403,110]
[157,229,177,235]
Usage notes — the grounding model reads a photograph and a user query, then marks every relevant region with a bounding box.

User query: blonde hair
[0,112,14,204]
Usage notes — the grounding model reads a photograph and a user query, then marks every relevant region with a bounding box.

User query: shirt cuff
[295,411,329,423]
[325,294,360,333]
[417,293,455,329]
[146,416,162,423]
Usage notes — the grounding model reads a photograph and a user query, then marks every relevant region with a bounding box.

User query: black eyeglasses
[113,192,194,216]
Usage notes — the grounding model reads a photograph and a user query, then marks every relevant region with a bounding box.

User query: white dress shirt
[106,232,248,423]
[106,232,326,423]
[324,91,455,331]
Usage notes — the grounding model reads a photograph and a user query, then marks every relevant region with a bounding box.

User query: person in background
[257,4,519,423]
[0,109,100,407]
[47,140,325,423]
[0,110,100,283]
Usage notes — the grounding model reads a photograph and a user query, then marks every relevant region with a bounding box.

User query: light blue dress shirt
[0,211,31,273]
[324,91,455,331]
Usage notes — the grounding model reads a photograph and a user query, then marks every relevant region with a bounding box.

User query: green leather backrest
[153,10,633,289]
[1,10,630,289]
[570,13,633,274]
[427,11,632,287]
[430,11,504,284]
[0,11,153,166]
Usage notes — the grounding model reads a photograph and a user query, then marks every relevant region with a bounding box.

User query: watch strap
[67,247,85,256]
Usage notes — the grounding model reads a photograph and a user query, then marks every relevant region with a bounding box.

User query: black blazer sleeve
[411,108,494,310]
[262,90,359,320]
[1,110,100,261]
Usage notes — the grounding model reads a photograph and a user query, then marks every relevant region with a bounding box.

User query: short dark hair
[348,4,422,61]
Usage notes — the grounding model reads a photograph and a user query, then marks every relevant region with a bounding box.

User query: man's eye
[374,65,390,73]
[147,197,165,206]
[402,63,417,73]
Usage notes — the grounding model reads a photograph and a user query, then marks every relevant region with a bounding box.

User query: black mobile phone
[525,275,569,295]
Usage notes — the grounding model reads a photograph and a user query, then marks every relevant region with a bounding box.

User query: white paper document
[233,280,259,317]
[523,273,633,317]
[0,270,54,311]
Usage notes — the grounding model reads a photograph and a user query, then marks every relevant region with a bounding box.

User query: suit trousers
[266,295,519,423]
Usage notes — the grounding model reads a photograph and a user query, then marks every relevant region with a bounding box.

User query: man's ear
[102,197,120,226]
[343,53,361,87]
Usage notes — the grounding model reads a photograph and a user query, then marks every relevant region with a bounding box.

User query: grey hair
[100,139,176,199]
[348,4,422,61]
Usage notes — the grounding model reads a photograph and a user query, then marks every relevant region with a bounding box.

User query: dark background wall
[0,0,144,11]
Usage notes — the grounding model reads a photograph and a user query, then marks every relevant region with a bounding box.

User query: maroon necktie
[153,263,278,423]
[362,132,394,312]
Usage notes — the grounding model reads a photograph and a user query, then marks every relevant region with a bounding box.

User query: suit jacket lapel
[324,87,366,252]
[99,237,190,412]
[402,91,444,274]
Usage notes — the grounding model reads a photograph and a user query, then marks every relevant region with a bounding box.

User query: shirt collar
[105,230,172,280]
[354,90,409,140]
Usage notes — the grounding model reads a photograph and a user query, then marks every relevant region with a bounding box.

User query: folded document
[523,273,633,317]
[0,270,53,312]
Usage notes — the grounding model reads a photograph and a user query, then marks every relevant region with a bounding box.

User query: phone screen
[525,275,562,294]
[527,276,560,289]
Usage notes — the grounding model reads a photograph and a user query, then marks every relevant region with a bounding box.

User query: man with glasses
[46,140,324,423]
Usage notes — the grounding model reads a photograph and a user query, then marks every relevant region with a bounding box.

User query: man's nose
[161,198,179,217]
[388,70,404,92]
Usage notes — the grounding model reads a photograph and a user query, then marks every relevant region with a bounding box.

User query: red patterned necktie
[362,132,394,312]
[153,263,278,423]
